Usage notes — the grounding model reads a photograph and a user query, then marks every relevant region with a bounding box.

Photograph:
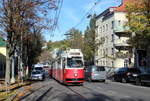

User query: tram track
[65,84,105,101]
[65,83,117,101]
[66,86,88,100]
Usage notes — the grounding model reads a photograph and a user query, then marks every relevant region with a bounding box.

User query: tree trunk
[10,56,15,84]
[5,47,11,92]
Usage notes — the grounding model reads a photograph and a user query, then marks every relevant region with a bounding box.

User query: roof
[0,37,6,47]
[115,0,132,12]
[34,64,44,68]
[96,0,132,19]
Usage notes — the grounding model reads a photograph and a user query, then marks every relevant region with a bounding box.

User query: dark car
[112,67,129,83]
[127,67,150,85]
[125,68,141,82]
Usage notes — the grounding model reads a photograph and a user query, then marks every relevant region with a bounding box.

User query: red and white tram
[50,49,85,85]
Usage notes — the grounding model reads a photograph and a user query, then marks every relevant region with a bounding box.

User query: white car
[33,67,45,74]
[31,71,44,80]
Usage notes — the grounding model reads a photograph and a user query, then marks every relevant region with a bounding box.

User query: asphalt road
[20,74,150,101]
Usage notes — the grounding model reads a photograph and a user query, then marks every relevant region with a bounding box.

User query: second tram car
[51,49,85,85]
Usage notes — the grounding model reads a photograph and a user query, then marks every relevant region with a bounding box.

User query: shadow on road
[61,92,145,101]
[20,85,47,100]
[36,87,53,101]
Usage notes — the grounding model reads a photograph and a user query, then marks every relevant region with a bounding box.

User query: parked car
[125,68,141,83]
[85,65,106,82]
[33,67,45,74]
[127,67,150,85]
[31,71,44,80]
[112,67,129,83]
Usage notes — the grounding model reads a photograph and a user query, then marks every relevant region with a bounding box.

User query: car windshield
[139,68,150,73]
[67,57,83,68]
[93,66,105,71]
[34,67,43,71]
[32,71,41,74]
[116,67,128,73]
[129,68,140,73]
[147,68,150,73]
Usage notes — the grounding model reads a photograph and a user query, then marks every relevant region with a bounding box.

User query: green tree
[83,14,96,65]
[126,0,150,49]
[47,40,70,52]
[0,0,56,85]
[65,28,84,50]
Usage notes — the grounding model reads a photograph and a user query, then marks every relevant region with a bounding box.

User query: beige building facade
[95,0,133,68]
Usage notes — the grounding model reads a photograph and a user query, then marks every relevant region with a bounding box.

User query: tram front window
[67,58,83,68]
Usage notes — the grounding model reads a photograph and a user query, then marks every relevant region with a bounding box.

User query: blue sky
[43,0,122,42]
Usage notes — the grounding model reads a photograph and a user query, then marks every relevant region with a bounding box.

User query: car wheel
[122,78,127,83]
[136,78,142,86]
[102,80,105,82]
[88,77,92,82]
[112,77,115,82]
[80,83,83,86]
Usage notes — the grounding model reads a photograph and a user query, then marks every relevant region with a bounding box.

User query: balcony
[114,25,129,31]
[113,21,130,37]
[114,39,131,50]
[115,52,131,59]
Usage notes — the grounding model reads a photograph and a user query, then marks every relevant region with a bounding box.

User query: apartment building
[95,0,133,68]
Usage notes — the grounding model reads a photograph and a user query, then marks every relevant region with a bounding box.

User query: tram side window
[67,58,83,68]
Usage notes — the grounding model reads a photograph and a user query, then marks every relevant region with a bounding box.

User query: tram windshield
[67,57,83,68]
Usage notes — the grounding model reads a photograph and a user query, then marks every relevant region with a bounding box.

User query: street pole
[131,32,137,68]
[10,56,15,84]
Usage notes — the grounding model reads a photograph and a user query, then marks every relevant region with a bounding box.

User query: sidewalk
[0,81,31,101]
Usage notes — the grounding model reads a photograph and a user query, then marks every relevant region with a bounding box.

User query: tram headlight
[74,73,78,77]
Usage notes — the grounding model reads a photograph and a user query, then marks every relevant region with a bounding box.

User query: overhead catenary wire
[64,0,101,38]
[73,0,101,29]
[50,0,63,40]
[50,0,101,40]
[50,0,61,37]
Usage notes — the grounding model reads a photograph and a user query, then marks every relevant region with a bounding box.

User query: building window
[111,21,114,29]
[99,26,101,33]
[98,49,100,55]
[103,49,105,56]
[106,24,108,31]
[111,48,114,55]
[103,61,105,66]
[106,36,108,43]
[112,61,114,67]
[118,20,121,26]
[111,34,114,42]
[103,25,105,32]
[106,48,108,56]
[106,61,108,66]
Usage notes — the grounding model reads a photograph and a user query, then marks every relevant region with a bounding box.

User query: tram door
[62,58,66,82]
[59,58,63,82]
